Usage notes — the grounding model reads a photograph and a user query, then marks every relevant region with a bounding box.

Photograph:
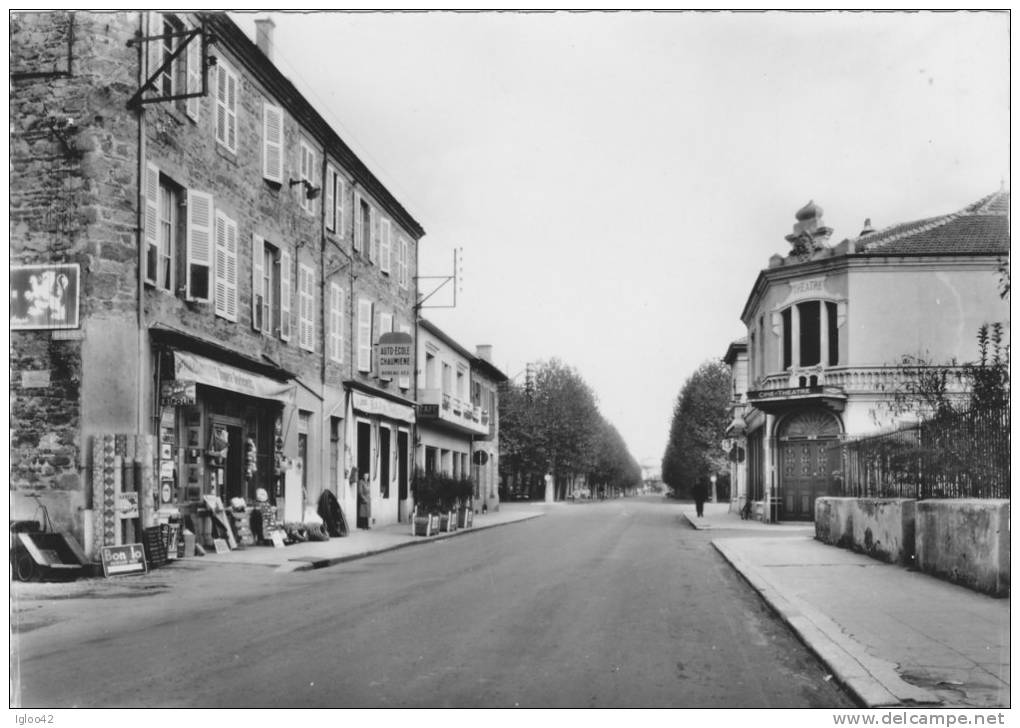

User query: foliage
[411,468,474,513]
[881,323,1009,424]
[498,358,640,498]
[660,359,731,499]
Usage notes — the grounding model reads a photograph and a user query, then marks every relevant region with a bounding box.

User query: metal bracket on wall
[126,25,214,110]
[415,248,463,311]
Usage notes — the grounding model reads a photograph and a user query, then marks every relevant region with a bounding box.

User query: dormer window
[781,300,839,370]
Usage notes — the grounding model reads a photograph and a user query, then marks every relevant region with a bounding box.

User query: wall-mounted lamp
[289,178,320,200]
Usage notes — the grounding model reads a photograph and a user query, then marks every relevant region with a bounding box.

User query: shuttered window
[279,248,292,342]
[298,263,315,352]
[299,140,316,215]
[398,237,409,289]
[357,299,373,372]
[325,164,337,232]
[262,103,283,183]
[143,163,160,287]
[370,207,380,263]
[185,189,212,302]
[185,20,201,121]
[215,61,238,153]
[380,218,392,275]
[334,173,345,238]
[252,233,265,332]
[213,210,238,321]
[329,282,344,363]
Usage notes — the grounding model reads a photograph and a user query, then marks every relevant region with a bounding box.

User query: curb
[279,512,546,573]
[712,539,942,709]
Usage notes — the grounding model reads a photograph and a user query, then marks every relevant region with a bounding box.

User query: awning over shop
[351,392,415,423]
[173,350,295,404]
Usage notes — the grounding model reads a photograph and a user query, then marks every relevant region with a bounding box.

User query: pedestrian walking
[693,479,708,518]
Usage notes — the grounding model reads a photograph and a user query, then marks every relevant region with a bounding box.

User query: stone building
[10,11,424,552]
[415,319,508,513]
[736,192,1009,521]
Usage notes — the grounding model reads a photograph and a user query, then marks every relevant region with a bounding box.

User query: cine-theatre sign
[377,331,413,381]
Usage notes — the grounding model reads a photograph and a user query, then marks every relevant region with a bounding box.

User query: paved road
[13,497,855,708]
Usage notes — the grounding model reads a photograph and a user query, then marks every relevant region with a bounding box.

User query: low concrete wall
[815,497,916,565]
[915,499,1010,597]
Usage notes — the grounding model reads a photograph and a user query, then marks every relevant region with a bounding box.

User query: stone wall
[915,499,1009,597]
[815,497,916,565]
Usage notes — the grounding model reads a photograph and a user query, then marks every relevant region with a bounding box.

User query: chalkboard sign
[143,526,169,568]
[101,543,147,577]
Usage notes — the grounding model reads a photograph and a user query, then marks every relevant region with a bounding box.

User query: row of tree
[660,360,731,500]
[498,359,642,500]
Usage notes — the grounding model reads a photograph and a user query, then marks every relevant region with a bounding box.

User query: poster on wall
[10,264,80,330]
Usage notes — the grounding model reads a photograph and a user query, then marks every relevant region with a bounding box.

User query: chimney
[255,17,275,62]
[476,345,493,363]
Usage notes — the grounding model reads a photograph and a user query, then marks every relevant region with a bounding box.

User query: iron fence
[836,399,1009,500]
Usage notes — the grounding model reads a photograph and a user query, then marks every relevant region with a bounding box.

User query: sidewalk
[684,504,1010,709]
[193,502,546,573]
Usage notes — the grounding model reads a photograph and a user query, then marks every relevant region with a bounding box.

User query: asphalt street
[12,497,855,708]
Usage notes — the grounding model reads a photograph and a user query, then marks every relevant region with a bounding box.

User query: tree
[499,359,639,500]
[661,360,731,499]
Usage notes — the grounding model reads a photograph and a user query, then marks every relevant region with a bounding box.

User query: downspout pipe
[135,12,147,436]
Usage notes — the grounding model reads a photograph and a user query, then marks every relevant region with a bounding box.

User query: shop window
[379,427,391,499]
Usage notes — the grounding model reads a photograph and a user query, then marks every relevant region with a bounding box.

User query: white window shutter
[329,282,343,362]
[325,166,336,231]
[370,209,379,263]
[225,217,238,321]
[358,299,373,372]
[402,238,410,288]
[146,12,161,86]
[335,177,345,239]
[213,211,227,318]
[354,195,363,251]
[251,233,264,332]
[280,248,292,341]
[185,24,201,120]
[262,103,283,183]
[380,219,391,274]
[380,312,393,334]
[143,163,160,286]
[186,189,212,301]
[299,264,315,352]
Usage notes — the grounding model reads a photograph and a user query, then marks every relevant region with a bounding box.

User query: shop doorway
[379,427,391,499]
[397,431,409,502]
[777,409,842,520]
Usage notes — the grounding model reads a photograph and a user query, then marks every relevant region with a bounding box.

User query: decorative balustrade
[754,365,969,394]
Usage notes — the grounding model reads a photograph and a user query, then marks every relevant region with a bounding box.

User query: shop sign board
[378,332,414,381]
[161,379,197,407]
[100,543,147,577]
[418,403,439,418]
[10,263,81,330]
[352,392,415,423]
[174,351,295,403]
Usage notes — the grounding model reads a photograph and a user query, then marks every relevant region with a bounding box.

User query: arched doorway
[777,408,842,520]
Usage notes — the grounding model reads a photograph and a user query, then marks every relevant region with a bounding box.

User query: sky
[232,10,1009,470]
